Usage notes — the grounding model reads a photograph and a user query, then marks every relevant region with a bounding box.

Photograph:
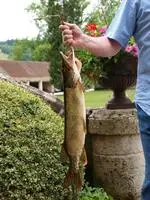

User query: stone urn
[99,54,138,109]
[86,108,144,200]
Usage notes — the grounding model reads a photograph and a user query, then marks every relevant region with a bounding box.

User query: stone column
[86,108,144,200]
[26,81,30,85]
[39,80,43,91]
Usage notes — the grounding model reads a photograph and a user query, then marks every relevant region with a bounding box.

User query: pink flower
[99,25,107,34]
[132,44,139,53]
[125,45,132,53]
[125,44,139,57]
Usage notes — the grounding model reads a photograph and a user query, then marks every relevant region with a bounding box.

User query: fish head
[60,47,74,70]
[60,47,82,88]
[60,47,82,71]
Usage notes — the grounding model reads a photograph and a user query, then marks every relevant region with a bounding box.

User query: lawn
[57,88,136,108]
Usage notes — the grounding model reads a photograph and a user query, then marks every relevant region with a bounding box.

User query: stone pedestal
[86,108,144,200]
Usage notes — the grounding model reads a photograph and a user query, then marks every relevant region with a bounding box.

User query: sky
[0,0,98,41]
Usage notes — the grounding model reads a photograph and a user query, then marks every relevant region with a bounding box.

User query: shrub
[0,80,66,200]
[0,80,113,200]
[79,184,113,200]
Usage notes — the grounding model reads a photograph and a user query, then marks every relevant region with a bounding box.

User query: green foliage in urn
[77,24,138,85]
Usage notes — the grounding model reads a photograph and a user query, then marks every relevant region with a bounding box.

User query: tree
[11,39,32,60]
[87,0,120,25]
[27,0,89,88]
[0,40,16,57]
[11,38,51,61]
[47,0,90,88]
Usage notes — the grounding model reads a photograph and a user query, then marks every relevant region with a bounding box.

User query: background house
[0,60,53,92]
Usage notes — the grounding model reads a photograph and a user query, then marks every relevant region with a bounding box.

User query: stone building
[0,60,52,92]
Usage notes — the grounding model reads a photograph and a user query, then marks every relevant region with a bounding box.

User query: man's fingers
[59,21,78,47]
[59,24,70,31]
[63,22,76,29]
[64,39,74,46]
[63,29,72,35]
[62,33,73,43]
[61,28,73,43]
[63,34,73,40]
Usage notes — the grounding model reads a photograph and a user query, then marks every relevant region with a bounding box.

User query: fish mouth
[60,51,68,60]
[60,47,75,70]
[60,46,74,58]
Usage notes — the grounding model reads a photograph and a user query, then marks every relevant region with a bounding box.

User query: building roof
[0,60,50,78]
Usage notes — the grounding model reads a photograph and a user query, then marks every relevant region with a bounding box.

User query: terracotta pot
[99,55,137,109]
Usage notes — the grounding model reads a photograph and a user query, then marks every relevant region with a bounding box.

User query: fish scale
[60,47,87,192]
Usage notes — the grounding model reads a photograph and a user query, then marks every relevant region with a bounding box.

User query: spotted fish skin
[60,47,87,191]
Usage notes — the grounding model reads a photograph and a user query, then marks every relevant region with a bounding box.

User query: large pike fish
[60,47,87,191]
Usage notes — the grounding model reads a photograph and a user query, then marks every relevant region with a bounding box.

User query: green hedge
[0,80,66,200]
[0,80,113,200]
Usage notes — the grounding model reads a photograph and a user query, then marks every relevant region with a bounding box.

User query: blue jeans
[136,104,150,200]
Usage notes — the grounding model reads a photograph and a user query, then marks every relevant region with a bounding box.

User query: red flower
[85,23,97,31]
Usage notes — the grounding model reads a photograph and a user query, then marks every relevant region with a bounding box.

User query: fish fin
[75,57,82,73]
[64,169,83,192]
[80,148,88,166]
[60,143,69,165]
[78,80,85,92]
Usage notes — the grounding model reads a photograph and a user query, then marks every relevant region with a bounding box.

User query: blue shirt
[106,0,150,116]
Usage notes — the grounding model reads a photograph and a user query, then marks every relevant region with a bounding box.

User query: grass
[58,88,136,108]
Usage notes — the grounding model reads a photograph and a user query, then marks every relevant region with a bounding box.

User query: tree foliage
[0,40,16,57]
[87,0,120,26]
[11,39,51,61]
[0,1,121,88]
[27,0,89,88]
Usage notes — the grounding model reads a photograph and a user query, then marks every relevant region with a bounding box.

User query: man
[60,0,150,199]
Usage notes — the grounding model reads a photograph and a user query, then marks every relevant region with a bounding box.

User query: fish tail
[64,168,82,191]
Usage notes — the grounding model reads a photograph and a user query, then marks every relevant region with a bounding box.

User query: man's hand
[59,22,121,57]
[59,22,84,48]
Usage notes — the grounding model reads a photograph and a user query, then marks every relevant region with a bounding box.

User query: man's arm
[77,34,121,57]
[59,22,121,57]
